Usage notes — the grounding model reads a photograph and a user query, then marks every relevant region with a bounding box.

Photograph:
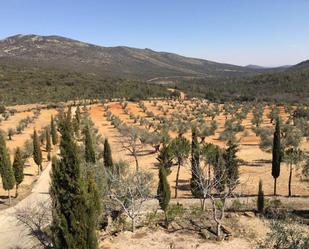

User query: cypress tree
[33,129,43,174]
[67,105,72,123]
[191,127,201,197]
[0,133,15,205]
[75,105,81,125]
[257,180,264,213]
[214,148,226,193]
[103,138,113,169]
[85,171,100,249]
[224,140,240,191]
[50,112,98,249]
[51,115,58,145]
[13,147,24,197]
[83,125,96,164]
[156,144,174,175]
[272,118,281,196]
[157,165,171,227]
[73,106,81,136]
[46,128,52,153]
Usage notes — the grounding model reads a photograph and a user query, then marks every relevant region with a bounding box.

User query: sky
[0,0,309,67]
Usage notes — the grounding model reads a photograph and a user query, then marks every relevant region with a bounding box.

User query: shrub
[264,199,289,220]
[230,199,243,211]
[166,204,185,223]
[257,220,309,249]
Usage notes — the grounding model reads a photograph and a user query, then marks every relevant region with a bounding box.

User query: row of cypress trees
[50,107,102,249]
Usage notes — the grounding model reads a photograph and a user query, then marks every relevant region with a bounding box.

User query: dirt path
[0,161,52,249]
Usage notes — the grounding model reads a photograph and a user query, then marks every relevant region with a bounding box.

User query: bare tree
[15,200,52,249]
[105,170,152,232]
[191,147,239,239]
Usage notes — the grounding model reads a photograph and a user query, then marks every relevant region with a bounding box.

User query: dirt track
[0,162,51,249]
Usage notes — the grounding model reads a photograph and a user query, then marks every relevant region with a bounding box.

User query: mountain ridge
[0,34,261,80]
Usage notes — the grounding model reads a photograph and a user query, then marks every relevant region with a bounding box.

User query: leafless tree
[105,170,153,232]
[15,200,53,249]
[191,151,239,239]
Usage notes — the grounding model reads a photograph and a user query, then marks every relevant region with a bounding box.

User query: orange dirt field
[0,108,57,207]
[1,100,308,208]
[89,101,309,197]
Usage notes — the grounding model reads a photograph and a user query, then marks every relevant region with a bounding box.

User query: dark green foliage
[46,128,52,153]
[50,111,98,249]
[157,166,171,226]
[257,180,265,213]
[85,171,100,249]
[75,106,81,124]
[223,141,240,190]
[213,149,227,193]
[272,118,281,196]
[33,129,43,173]
[156,144,174,175]
[0,63,169,104]
[73,106,81,135]
[51,115,58,145]
[83,125,96,164]
[191,127,201,197]
[0,133,15,204]
[172,68,309,103]
[13,147,25,197]
[103,138,113,169]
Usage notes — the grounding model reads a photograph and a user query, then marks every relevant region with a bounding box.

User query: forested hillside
[173,67,309,102]
[0,63,169,104]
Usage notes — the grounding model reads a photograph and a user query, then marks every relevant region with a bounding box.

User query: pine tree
[33,129,42,174]
[103,138,113,169]
[272,118,281,196]
[0,133,15,205]
[50,112,98,249]
[157,165,171,227]
[13,147,24,197]
[83,125,96,164]
[257,180,264,213]
[191,127,201,197]
[51,115,58,145]
[46,128,52,153]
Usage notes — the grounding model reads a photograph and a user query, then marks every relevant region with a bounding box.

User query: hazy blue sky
[1,0,308,66]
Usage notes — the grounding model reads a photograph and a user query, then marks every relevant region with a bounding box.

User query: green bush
[167,204,185,222]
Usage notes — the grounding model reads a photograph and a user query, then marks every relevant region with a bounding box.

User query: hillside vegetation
[0,63,168,104]
[0,34,309,104]
[0,34,258,80]
[173,67,309,102]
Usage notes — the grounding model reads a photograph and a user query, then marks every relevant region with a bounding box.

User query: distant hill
[245,64,268,70]
[0,34,308,104]
[0,34,260,80]
[290,59,309,70]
